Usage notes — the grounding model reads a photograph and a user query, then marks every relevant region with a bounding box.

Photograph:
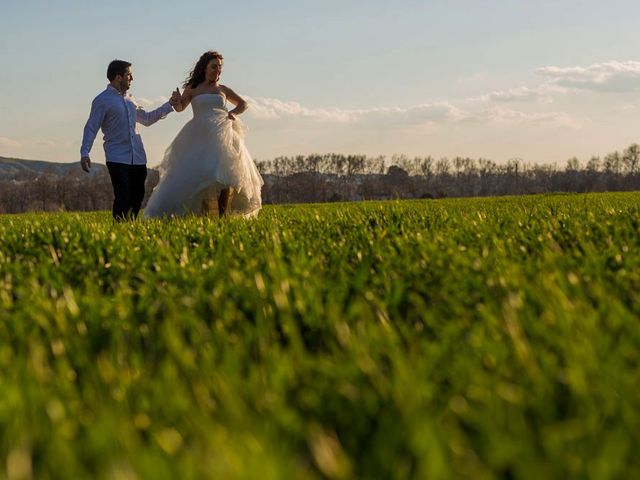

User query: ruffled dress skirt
[143,94,263,218]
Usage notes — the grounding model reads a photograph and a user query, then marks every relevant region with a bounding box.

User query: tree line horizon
[254,143,640,177]
[1,143,640,213]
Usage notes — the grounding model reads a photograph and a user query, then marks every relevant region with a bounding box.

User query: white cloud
[246,96,578,131]
[478,106,580,128]
[536,60,640,93]
[134,96,169,107]
[246,97,354,122]
[473,86,555,104]
[244,61,620,135]
[468,60,640,104]
[247,97,468,125]
[0,136,21,149]
[361,103,469,125]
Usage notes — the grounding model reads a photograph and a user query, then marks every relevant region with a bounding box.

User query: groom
[80,59,180,220]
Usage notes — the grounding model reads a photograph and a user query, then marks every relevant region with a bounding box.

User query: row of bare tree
[256,144,640,177]
[0,171,159,214]
[261,166,640,204]
[1,144,640,213]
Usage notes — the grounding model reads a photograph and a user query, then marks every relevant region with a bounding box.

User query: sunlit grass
[1,193,639,479]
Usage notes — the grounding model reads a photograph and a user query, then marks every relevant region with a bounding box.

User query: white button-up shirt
[81,85,173,165]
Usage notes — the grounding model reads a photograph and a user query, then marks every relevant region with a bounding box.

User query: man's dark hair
[107,60,132,81]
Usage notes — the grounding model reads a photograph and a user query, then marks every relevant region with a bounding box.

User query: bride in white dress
[143,51,263,218]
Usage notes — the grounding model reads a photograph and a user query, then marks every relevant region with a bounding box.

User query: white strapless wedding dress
[143,93,263,218]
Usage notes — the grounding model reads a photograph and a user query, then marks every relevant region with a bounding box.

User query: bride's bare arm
[220,85,248,118]
[172,87,194,112]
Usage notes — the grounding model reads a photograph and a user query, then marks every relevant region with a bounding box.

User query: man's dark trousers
[106,162,147,220]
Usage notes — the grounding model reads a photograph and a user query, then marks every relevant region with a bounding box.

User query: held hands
[81,156,91,173]
[169,88,181,110]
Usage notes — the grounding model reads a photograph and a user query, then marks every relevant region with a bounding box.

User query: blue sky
[1,0,640,166]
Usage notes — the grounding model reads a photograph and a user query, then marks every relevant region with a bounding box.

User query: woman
[143,51,263,218]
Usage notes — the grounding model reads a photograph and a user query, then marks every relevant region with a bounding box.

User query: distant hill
[0,156,107,180]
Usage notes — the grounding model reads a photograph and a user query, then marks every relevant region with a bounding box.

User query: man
[80,59,180,220]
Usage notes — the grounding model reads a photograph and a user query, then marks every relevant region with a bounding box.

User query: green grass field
[1,193,639,479]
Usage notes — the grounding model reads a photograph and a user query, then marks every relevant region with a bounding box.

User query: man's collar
[106,84,126,96]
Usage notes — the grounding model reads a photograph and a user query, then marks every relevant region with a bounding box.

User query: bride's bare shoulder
[219,84,245,104]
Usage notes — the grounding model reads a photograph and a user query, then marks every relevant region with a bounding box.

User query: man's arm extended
[135,100,174,127]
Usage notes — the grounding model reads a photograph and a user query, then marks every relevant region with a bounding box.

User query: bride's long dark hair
[183,51,224,89]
